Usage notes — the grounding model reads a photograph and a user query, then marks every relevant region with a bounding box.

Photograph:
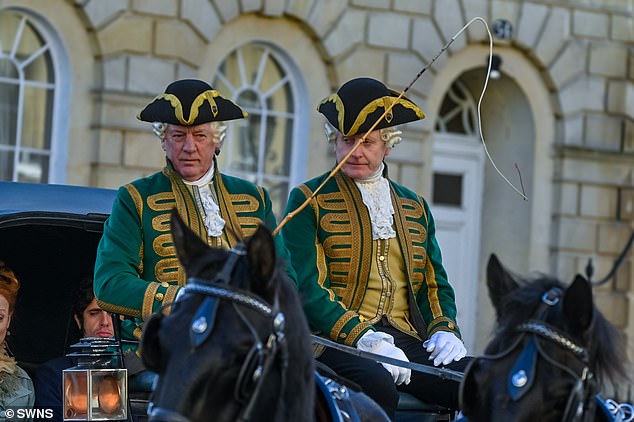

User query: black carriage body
[0,181,116,374]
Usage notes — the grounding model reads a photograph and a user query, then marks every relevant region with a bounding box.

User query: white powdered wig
[379,126,402,148]
[324,121,402,148]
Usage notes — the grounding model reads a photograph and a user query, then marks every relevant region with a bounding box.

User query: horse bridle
[464,287,597,422]
[149,244,289,422]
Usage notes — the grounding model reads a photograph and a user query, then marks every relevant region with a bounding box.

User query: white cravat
[354,163,396,240]
[183,163,226,237]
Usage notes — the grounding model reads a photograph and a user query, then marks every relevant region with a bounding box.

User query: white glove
[356,331,411,385]
[423,331,467,366]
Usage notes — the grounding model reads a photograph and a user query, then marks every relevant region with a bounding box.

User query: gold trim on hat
[320,94,425,137]
[154,90,222,125]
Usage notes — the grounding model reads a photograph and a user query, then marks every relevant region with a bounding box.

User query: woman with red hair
[0,262,35,416]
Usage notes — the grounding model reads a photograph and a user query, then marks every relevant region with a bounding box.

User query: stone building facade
[1,0,632,383]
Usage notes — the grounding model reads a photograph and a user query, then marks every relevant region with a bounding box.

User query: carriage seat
[395,392,454,422]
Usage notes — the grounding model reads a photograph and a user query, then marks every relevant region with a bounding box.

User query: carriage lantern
[62,337,127,421]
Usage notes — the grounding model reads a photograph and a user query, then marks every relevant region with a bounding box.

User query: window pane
[0,150,14,181]
[0,79,18,147]
[237,89,259,109]
[266,78,292,114]
[0,12,22,54]
[0,58,18,78]
[226,117,258,173]
[433,173,463,207]
[263,178,289,221]
[264,116,292,176]
[17,150,48,183]
[24,48,53,83]
[240,44,265,86]
[21,85,52,150]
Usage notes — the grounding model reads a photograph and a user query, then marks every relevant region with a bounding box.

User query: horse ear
[171,209,209,268]
[486,254,519,317]
[140,313,164,372]
[563,274,594,333]
[246,224,277,291]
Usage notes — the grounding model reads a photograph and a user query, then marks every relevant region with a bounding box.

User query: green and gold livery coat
[94,161,294,345]
[281,169,460,346]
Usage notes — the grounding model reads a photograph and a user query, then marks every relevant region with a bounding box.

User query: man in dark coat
[33,278,114,421]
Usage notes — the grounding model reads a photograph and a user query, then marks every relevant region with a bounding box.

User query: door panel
[431,134,483,351]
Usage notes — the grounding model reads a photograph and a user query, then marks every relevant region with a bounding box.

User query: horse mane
[490,272,630,389]
[589,303,629,388]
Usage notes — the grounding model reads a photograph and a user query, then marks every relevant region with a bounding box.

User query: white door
[431,134,483,351]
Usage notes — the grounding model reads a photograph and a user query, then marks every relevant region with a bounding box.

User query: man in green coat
[281,77,469,419]
[94,79,295,372]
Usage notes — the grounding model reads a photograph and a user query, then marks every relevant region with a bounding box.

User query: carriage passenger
[0,262,35,417]
[93,79,296,390]
[281,77,470,419]
[33,277,114,422]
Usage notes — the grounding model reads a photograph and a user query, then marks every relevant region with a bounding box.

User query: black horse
[140,211,388,422]
[460,254,629,422]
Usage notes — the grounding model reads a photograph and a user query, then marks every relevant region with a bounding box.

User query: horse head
[460,254,629,422]
[140,210,315,422]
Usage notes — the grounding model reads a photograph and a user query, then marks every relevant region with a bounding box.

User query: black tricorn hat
[318,77,425,137]
[138,79,247,125]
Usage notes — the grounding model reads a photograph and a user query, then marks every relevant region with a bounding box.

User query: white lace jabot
[183,163,226,237]
[355,163,396,240]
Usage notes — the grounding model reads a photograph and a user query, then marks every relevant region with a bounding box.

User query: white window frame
[213,41,308,213]
[0,7,70,184]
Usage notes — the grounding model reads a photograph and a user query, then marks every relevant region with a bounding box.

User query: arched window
[435,79,477,136]
[213,43,297,219]
[0,10,56,183]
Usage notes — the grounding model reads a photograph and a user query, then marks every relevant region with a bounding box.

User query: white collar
[354,163,395,240]
[182,162,225,237]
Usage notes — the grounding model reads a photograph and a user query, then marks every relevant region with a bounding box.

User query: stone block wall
[75,0,633,371]
[3,0,629,380]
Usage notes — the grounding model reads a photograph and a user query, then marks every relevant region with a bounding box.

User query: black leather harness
[149,244,288,422]
[462,288,598,422]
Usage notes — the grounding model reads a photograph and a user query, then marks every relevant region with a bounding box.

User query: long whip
[273,17,526,236]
